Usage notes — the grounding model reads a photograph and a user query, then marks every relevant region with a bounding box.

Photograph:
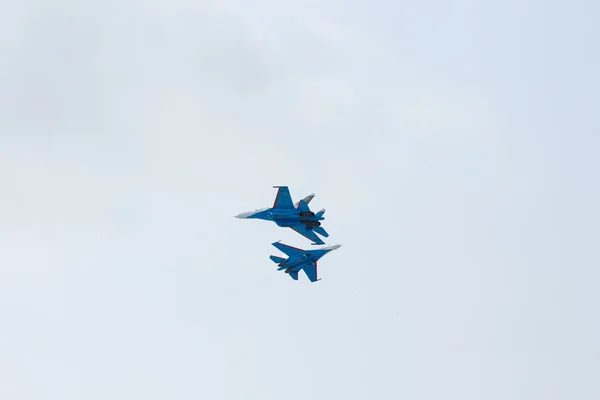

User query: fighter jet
[269,241,341,282]
[235,186,329,245]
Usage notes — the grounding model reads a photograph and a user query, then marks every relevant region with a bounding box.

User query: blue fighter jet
[269,241,341,282]
[235,186,329,245]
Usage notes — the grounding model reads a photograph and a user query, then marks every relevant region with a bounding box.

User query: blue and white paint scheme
[269,241,341,282]
[235,186,329,245]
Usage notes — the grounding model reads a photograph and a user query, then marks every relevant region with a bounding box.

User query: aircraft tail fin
[269,255,286,264]
[315,208,326,218]
[296,199,311,213]
[313,226,329,238]
[288,271,299,281]
[294,193,315,208]
[272,186,294,209]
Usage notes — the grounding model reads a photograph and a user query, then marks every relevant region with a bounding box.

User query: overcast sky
[1,1,599,399]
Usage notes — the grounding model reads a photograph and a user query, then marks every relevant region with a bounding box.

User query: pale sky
[1,1,599,399]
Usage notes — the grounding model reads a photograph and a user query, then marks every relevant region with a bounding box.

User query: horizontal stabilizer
[315,209,326,218]
[269,255,286,264]
[313,226,329,238]
[288,271,299,280]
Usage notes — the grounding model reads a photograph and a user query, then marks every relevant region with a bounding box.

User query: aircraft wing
[290,225,325,245]
[272,186,294,209]
[303,262,319,282]
[272,241,304,257]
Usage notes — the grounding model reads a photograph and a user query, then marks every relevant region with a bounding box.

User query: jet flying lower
[269,241,341,282]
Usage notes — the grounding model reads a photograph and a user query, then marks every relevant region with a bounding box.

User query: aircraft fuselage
[278,249,330,271]
[270,209,324,228]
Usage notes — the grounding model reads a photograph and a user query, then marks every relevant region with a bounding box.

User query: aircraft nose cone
[331,244,342,250]
[235,210,255,219]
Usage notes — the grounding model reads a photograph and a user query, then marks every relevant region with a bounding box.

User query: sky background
[1,1,599,399]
